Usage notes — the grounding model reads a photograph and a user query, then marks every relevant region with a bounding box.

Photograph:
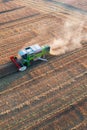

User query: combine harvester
[10,44,50,71]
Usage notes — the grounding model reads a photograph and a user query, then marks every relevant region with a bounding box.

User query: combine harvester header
[10,44,50,71]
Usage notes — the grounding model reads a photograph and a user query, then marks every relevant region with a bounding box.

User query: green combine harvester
[10,44,50,71]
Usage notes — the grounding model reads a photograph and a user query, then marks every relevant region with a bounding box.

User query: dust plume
[50,19,85,55]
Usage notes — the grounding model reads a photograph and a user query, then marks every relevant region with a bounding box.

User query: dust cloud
[50,19,85,55]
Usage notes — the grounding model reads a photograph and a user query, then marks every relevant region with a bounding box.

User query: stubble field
[0,0,87,130]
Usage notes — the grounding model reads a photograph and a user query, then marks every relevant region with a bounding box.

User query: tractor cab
[18,44,42,58]
[25,44,42,54]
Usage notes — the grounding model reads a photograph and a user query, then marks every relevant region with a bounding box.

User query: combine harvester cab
[10,44,50,72]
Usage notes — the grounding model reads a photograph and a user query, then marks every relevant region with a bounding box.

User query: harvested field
[55,0,87,11]
[0,0,87,130]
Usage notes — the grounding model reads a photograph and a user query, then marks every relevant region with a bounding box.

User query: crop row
[0,30,36,49]
[0,6,40,25]
[21,0,87,20]
[0,1,24,12]
[0,8,87,64]
[0,57,86,104]
[32,97,87,130]
[0,10,46,29]
[0,69,86,114]
[0,2,83,29]
[0,14,59,40]
[0,80,86,129]
[0,50,86,114]
[0,1,87,129]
